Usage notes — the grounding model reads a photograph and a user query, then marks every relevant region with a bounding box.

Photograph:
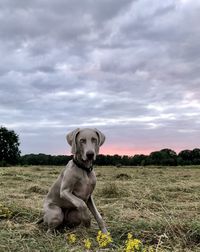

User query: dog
[39,128,107,233]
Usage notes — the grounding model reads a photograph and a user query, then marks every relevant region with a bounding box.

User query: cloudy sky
[0,0,200,156]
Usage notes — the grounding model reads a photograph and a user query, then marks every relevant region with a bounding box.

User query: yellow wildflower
[84,238,92,250]
[128,233,133,239]
[0,204,12,218]
[96,230,112,248]
[148,246,154,252]
[66,233,76,244]
[141,246,155,252]
[142,246,155,252]
[125,233,142,252]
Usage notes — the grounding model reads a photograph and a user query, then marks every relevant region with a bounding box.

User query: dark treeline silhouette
[20,154,72,166]
[19,148,200,166]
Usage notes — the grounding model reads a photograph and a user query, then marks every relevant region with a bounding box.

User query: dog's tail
[35,217,44,224]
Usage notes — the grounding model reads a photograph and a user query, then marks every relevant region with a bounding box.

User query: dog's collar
[73,158,93,173]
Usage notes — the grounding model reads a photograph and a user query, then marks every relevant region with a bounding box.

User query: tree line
[1,126,200,166]
[19,148,200,166]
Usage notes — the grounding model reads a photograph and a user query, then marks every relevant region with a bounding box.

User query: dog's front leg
[87,196,107,233]
[60,189,89,222]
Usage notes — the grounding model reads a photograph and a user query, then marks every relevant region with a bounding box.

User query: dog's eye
[92,138,97,143]
[80,139,86,144]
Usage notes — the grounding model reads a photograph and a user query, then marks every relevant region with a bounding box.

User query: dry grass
[0,165,200,251]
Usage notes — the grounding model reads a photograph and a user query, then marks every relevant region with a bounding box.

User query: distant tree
[113,154,122,165]
[121,155,130,166]
[96,154,107,165]
[147,151,162,165]
[147,149,177,166]
[178,150,192,165]
[0,126,21,166]
[191,148,200,165]
[160,149,177,166]
[131,154,147,166]
[20,153,71,166]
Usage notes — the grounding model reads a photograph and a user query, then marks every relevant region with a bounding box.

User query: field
[0,165,200,251]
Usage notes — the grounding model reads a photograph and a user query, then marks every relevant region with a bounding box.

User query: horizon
[1,0,200,155]
[21,145,199,157]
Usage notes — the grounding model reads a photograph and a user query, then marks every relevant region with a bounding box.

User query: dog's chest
[73,172,96,201]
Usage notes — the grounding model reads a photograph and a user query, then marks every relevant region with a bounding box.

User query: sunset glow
[100,146,152,156]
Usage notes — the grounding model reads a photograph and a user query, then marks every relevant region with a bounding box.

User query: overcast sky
[0,0,200,156]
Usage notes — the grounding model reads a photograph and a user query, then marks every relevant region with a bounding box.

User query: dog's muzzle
[86,151,95,161]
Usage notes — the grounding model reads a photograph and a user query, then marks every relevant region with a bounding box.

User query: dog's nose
[86,151,94,160]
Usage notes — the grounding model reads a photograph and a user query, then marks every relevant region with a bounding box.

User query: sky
[0,0,200,156]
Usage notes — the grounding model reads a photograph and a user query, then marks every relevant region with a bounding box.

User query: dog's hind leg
[44,204,64,232]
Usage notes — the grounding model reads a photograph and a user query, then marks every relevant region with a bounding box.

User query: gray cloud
[0,0,200,155]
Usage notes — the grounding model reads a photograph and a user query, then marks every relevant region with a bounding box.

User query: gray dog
[39,128,107,233]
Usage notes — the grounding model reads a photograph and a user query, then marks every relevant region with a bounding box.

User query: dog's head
[66,128,105,163]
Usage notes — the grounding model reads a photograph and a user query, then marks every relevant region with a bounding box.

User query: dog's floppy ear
[66,128,80,154]
[94,128,105,146]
